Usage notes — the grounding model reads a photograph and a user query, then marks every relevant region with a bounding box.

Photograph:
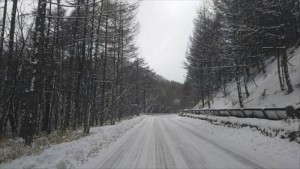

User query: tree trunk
[0,0,8,66]
[243,68,249,98]
[282,50,293,93]
[100,1,109,126]
[73,0,81,131]
[277,50,284,91]
[0,0,18,138]
[24,0,47,145]
[235,59,243,108]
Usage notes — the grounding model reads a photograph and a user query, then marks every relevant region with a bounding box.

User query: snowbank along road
[81,115,299,169]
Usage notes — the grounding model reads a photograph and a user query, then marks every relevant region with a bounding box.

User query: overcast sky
[136,0,202,83]
[0,0,201,83]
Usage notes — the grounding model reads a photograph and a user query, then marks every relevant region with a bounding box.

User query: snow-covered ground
[195,46,300,109]
[174,115,300,168]
[0,115,147,169]
[1,115,299,169]
[185,113,300,141]
[81,115,299,169]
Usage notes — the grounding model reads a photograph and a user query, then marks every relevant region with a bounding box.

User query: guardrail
[182,106,300,120]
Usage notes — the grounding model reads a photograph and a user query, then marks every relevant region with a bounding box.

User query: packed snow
[81,115,299,169]
[175,115,300,168]
[1,115,299,169]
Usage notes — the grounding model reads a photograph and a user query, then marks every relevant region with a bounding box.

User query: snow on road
[81,115,300,169]
[1,114,298,169]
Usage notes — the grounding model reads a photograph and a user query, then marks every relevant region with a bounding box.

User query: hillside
[195,46,300,109]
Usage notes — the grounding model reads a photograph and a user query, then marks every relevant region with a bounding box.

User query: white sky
[136,0,202,83]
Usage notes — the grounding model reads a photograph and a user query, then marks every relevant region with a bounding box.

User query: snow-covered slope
[196,46,300,109]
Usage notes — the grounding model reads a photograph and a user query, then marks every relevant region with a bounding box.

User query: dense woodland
[0,0,184,145]
[184,0,300,109]
[1,0,298,146]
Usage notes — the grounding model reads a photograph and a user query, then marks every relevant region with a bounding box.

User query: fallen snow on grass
[175,116,300,167]
[0,129,86,164]
[0,115,148,169]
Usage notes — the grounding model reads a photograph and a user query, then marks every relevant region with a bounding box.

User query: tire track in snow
[98,117,150,168]
[153,118,176,168]
[159,119,210,169]
[82,115,276,169]
[170,117,270,169]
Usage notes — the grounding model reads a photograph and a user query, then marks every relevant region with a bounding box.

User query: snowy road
[81,115,298,169]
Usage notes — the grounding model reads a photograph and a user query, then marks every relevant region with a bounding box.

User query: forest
[0,0,184,145]
[184,0,300,109]
[1,0,300,168]
[1,0,299,147]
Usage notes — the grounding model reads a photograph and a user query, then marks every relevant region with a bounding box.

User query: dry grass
[0,129,86,163]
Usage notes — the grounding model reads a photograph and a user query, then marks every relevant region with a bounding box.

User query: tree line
[183,0,300,109]
[0,0,184,145]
